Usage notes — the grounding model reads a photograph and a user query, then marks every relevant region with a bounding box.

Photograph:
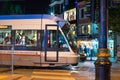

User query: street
[0,58,120,80]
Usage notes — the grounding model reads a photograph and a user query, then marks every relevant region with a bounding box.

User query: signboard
[64,8,76,21]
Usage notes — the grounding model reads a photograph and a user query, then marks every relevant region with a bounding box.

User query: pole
[90,0,95,61]
[75,1,78,36]
[75,1,80,62]
[11,44,14,74]
[94,0,111,80]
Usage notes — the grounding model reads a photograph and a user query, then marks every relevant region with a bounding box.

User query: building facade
[49,0,115,58]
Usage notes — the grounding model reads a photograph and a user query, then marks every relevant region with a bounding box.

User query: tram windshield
[61,22,77,53]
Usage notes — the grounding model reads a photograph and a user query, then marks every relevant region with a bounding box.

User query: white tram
[0,14,78,67]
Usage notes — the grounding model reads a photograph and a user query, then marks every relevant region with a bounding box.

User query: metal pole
[11,44,14,74]
[90,0,95,61]
[75,1,80,63]
[94,0,111,80]
[75,1,78,36]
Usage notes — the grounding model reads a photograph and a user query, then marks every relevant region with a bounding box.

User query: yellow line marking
[0,75,8,79]
[31,75,75,80]
[32,70,75,80]
[33,69,68,73]
[33,71,71,76]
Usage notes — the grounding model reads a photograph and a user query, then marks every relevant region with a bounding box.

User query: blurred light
[108,30,112,33]
[72,31,76,35]
[50,12,54,15]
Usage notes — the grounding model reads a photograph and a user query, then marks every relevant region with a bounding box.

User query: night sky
[0,0,51,14]
[25,0,50,14]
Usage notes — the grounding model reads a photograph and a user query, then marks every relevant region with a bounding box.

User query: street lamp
[94,0,111,80]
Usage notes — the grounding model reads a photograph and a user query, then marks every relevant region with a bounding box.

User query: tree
[108,5,120,35]
[0,1,23,15]
[0,1,9,14]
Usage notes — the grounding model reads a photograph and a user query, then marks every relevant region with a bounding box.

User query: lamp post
[94,0,111,80]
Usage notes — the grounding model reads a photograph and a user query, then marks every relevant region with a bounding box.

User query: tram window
[0,30,11,45]
[47,30,69,51]
[15,30,37,46]
[59,32,69,50]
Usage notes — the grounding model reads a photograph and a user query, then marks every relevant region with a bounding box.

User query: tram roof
[0,14,63,21]
[0,14,66,27]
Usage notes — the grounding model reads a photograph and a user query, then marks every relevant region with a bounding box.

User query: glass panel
[91,23,98,34]
[62,23,77,52]
[59,31,69,51]
[0,30,11,45]
[47,30,56,48]
[15,30,37,46]
[46,30,69,51]
[38,30,44,50]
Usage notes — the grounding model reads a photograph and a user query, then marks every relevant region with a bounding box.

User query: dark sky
[25,0,50,14]
[0,0,51,14]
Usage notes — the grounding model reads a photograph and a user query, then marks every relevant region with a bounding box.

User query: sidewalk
[70,57,120,80]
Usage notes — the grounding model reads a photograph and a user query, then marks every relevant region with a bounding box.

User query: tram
[0,14,78,67]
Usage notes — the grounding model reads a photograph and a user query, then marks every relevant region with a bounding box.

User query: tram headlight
[79,53,87,61]
[84,53,87,56]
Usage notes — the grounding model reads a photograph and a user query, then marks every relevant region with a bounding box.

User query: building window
[79,8,85,19]
[81,25,90,35]
[81,9,84,18]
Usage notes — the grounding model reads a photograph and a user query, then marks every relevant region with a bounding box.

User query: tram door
[45,24,59,62]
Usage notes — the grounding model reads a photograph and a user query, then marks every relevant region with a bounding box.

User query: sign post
[11,44,14,74]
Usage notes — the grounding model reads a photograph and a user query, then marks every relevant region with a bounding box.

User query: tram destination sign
[0,25,11,29]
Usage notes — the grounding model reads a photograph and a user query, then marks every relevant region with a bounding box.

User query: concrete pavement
[70,57,120,80]
[0,67,75,80]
